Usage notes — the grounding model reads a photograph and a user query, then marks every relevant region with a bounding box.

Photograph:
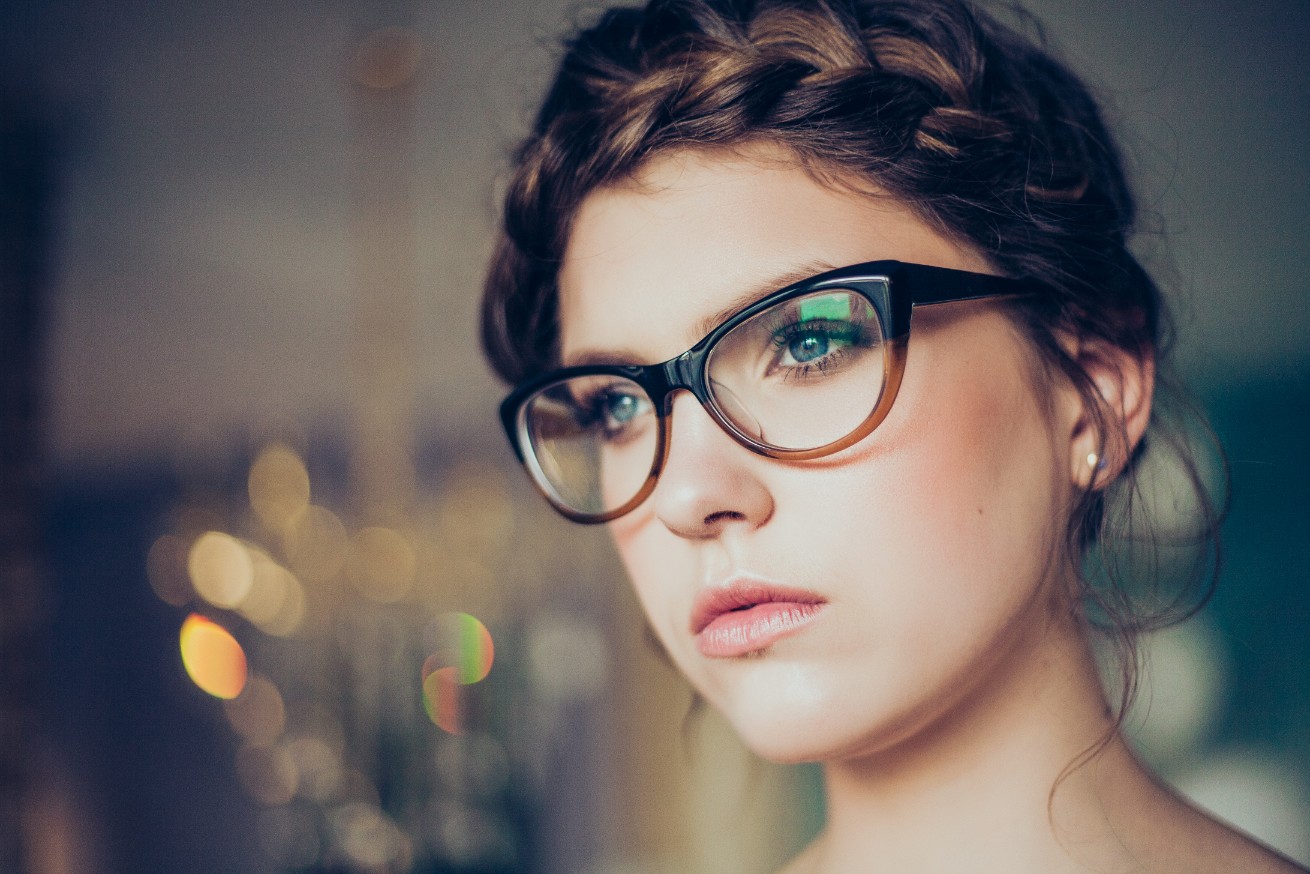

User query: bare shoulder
[1148,793,1308,874]
[1092,744,1306,874]
[1174,831,1307,873]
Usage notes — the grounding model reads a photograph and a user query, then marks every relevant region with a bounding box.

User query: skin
[555,145,1304,873]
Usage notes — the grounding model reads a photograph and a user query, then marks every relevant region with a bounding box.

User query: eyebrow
[691,260,839,338]
[563,259,840,369]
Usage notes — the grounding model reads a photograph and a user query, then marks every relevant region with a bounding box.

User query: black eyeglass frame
[499,259,1039,523]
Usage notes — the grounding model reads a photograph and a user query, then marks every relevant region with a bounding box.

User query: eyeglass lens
[521,287,888,518]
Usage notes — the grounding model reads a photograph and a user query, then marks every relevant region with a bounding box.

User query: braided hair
[485,0,1150,381]
[482,0,1221,713]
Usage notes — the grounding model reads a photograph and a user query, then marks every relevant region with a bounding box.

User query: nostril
[652,394,775,538]
[703,509,747,527]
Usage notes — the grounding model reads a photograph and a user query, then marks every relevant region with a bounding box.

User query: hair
[481,0,1223,732]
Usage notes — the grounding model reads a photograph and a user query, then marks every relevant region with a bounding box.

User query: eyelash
[577,386,645,426]
[767,318,866,376]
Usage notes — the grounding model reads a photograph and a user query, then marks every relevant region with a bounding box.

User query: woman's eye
[601,391,645,427]
[572,385,652,442]
[772,320,865,370]
[784,331,836,364]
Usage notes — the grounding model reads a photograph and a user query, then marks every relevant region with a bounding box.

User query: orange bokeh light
[180,613,248,699]
[422,667,462,734]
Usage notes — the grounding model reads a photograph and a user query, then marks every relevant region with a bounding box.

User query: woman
[481,0,1305,870]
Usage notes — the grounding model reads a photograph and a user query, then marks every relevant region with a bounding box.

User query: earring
[1080,451,1105,489]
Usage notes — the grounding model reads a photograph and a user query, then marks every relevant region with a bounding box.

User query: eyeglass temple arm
[899,263,1036,305]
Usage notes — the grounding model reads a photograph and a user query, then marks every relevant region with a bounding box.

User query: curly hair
[481,0,1222,720]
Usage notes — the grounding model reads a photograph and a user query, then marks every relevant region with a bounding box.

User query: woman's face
[556,146,1084,764]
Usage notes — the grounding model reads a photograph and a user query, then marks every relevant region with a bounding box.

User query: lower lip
[695,602,824,658]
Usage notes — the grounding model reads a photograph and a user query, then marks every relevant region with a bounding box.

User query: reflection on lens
[707,287,886,449]
[522,375,657,517]
[515,285,889,518]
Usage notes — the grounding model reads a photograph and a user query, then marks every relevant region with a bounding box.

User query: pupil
[791,334,827,362]
[607,393,637,423]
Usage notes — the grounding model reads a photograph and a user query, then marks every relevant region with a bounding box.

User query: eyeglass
[500,260,1037,523]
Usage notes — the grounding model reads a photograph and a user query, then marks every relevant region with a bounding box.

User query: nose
[651,392,774,539]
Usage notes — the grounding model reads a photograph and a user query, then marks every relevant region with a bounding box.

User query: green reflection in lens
[798,294,851,322]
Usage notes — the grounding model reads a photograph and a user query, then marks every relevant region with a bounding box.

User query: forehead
[556,147,986,366]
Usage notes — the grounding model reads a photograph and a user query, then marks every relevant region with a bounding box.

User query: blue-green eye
[559,376,654,446]
[773,320,863,370]
[603,391,644,426]
[586,388,653,444]
[787,333,832,363]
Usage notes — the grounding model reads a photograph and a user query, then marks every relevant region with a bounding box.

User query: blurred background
[1,0,1306,872]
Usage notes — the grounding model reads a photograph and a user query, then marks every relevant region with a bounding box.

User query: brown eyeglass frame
[500,259,1038,524]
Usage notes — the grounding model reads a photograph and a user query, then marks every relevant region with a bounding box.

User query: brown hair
[481,0,1222,717]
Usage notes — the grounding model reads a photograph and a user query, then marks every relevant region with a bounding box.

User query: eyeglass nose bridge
[601,352,704,519]
[649,350,709,415]
[646,347,771,458]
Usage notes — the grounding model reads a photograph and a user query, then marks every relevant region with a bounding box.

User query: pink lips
[691,579,826,658]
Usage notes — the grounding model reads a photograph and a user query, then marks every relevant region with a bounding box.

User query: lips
[691,579,826,658]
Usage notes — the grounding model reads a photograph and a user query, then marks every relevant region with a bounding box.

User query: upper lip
[689,576,827,634]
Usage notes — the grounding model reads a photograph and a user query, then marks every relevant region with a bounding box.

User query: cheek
[608,516,697,642]
[905,390,1058,552]
[603,324,1075,756]
[832,340,1069,632]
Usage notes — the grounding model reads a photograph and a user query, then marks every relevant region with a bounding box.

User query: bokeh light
[223,674,287,746]
[420,613,495,735]
[330,801,412,869]
[288,735,342,803]
[147,534,193,606]
[424,612,494,685]
[248,443,311,530]
[425,798,518,869]
[285,700,345,761]
[188,531,255,609]
[179,613,248,699]
[348,526,416,603]
[239,549,306,637]
[527,614,609,702]
[284,505,348,583]
[422,667,463,734]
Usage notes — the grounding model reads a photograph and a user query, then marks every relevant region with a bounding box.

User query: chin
[731,706,950,768]
[704,658,961,767]
[703,664,875,764]
[727,707,887,766]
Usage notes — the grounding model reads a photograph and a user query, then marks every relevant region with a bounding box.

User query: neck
[804,611,1154,874]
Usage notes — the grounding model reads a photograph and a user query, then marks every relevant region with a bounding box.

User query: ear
[1064,336,1154,491]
